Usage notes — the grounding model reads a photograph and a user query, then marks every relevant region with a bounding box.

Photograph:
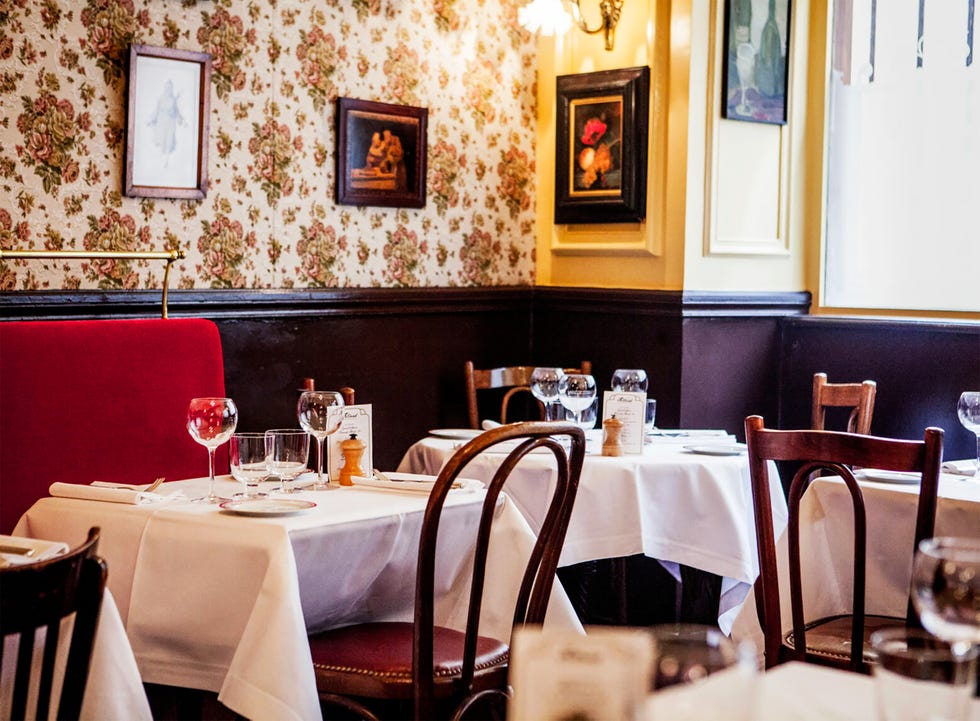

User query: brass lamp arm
[569,0,624,51]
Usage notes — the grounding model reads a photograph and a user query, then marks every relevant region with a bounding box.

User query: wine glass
[911,537,980,661]
[265,429,310,494]
[229,433,269,499]
[530,367,566,421]
[611,368,648,393]
[186,397,238,504]
[564,396,598,431]
[558,373,597,427]
[297,391,345,490]
[956,391,980,476]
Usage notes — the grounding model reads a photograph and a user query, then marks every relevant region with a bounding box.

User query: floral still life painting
[572,102,622,194]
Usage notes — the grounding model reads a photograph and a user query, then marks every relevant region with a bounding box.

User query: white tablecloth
[399,434,788,633]
[14,476,580,721]
[731,472,980,650]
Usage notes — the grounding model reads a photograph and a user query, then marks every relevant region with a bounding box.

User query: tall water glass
[530,367,566,421]
[266,429,310,494]
[229,433,269,498]
[912,537,980,656]
[611,369,648,393]
[956,391,980,476]
[186,397,238,504]
[558,373,597,427]
[297,391,344,490]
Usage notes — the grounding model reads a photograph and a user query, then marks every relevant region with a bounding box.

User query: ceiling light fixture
[519,0,625,51]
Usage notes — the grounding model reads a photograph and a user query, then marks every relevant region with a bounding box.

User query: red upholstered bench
[0,318,227,533]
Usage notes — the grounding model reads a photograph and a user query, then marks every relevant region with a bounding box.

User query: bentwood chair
[745,416,943,674]
[309,421,586,721]
[812,373,877,435]
[464,361,592,429]
[0,527,107,721]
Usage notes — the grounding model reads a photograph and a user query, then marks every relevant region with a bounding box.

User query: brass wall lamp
[518,0,625,52]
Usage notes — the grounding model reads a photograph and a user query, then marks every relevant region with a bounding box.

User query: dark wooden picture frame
[124,44,211,199]
[335,97,427,208]
[555,66,649,225]
[722,0,792,125]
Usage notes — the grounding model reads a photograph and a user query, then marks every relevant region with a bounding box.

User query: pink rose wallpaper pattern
[0,0,537,290]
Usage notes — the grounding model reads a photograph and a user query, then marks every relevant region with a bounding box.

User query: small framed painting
[335,97,427,208]
[554,66,649,225]
[722,0,792,125]
[124,44,211,199]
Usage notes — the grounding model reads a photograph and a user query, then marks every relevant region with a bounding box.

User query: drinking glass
[564,396,598,431]
[912,537,980,657]
[186,397,238,504]
[229,433,269,498]
[956,391,980,476]
[265,429,310,494]
[297,390,344,491]
[558,373,597,427]
[611,368,648,393]
[530,367,566,421]
[644,398,658,435]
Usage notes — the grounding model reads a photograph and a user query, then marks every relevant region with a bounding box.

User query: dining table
[398,428,788,634]
[730,467,980,650]
[12,475,581,721]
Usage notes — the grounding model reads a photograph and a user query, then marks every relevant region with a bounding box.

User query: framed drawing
[335,97,427,208]
[124,44,211,199]
[554,66,649,225]
[722,0,791,125]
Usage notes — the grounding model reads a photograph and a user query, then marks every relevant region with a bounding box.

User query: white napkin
[48,482,171,505]
[481,419,503,430]
[942,459,978,477]
[0,534,69,566]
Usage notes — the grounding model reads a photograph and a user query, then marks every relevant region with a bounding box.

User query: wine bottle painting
[723,0,791,125]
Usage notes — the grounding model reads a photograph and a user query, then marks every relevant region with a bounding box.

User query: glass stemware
[611,368,648,393]
[186,397,238,504]
[265,429,310,494]
[911,537,980,662]
[956,391,980,476]
[297,391,345,491]
[558,373,597,427]
[229,433,269,499]
[530,367,566,421]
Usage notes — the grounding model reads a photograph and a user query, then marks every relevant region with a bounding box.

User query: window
[824,0,979,312]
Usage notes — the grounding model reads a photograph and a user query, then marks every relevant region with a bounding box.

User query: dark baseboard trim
[534,287,811,318]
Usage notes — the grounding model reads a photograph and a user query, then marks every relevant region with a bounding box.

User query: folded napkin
[48,482,172,505]
[942,459,979,477]
[0,534,69,567]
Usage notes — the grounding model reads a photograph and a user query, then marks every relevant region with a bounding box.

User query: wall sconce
[519,0,625,52]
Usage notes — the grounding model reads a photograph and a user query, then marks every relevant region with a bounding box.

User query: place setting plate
[219,498,317,516]
[854,469,921,485]
[427,428,484,440]
[682,443,748,456]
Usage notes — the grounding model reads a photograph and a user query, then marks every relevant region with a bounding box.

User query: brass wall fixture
[518,0,625,51]
[570,0,625,51]
[0,249,186,318]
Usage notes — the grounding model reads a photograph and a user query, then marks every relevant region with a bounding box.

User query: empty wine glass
[564,396,598,431]
[911,537,980,662]
[229,433,269,499]
[186,397,238,504]
[530,367,566,421]
[559,373,597,427]
[956,391,980,476]
[297,391,344,491]
[611,368,648,392]
[265,429,310,494]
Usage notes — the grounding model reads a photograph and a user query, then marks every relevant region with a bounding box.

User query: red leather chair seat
[309,622,509,700]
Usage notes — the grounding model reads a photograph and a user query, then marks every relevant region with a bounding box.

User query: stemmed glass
[297,391,345,490]
[911,537,980,665]
[186,397,238,504]
[530,367,566,421]
[265,429,310,494]
[229,433,269,499]
[558,373,597,427]
[956,391,980,476]
[611,368,648,392]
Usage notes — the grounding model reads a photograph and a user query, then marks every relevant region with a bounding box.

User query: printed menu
[602,391,646,454]
[326,404,373,482]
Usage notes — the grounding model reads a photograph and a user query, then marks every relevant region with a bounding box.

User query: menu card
[602,391,646,454]
[508,626,652,721]
[327,404,373,483]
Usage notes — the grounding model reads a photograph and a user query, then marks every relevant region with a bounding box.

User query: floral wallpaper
[0,0,538,290]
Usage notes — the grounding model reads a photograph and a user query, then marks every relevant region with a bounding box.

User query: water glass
[530,367,566,421]
[558,373,597,427]
[611,369,648,393]
[644,398,657,434]
[564,396,598,431]
[229,433,269,498]
[265,429,310,494]
[956,391,980,476]
[871,627,977,721]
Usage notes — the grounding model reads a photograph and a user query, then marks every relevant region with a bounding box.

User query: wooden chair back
[464,361,592,428]
[744,416,943,672]
[0,527,107,721]
[414,421,586,719]
[811,372,877,435]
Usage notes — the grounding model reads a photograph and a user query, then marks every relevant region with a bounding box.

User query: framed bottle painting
[554,66,649,225]
[722,0,792,125]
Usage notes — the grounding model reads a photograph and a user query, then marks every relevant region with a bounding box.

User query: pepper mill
[338,433,365,486]
[602,415,624,457]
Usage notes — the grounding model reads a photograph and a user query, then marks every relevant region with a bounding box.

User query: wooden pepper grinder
[602,415,624,456]
[338,433,366,486]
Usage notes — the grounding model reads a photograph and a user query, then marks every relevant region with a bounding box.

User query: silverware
[373,469,392,482]
[145,476,165,493]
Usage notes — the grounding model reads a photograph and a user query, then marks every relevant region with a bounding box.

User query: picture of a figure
[347,113,416,192]
[148,79,185,164]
